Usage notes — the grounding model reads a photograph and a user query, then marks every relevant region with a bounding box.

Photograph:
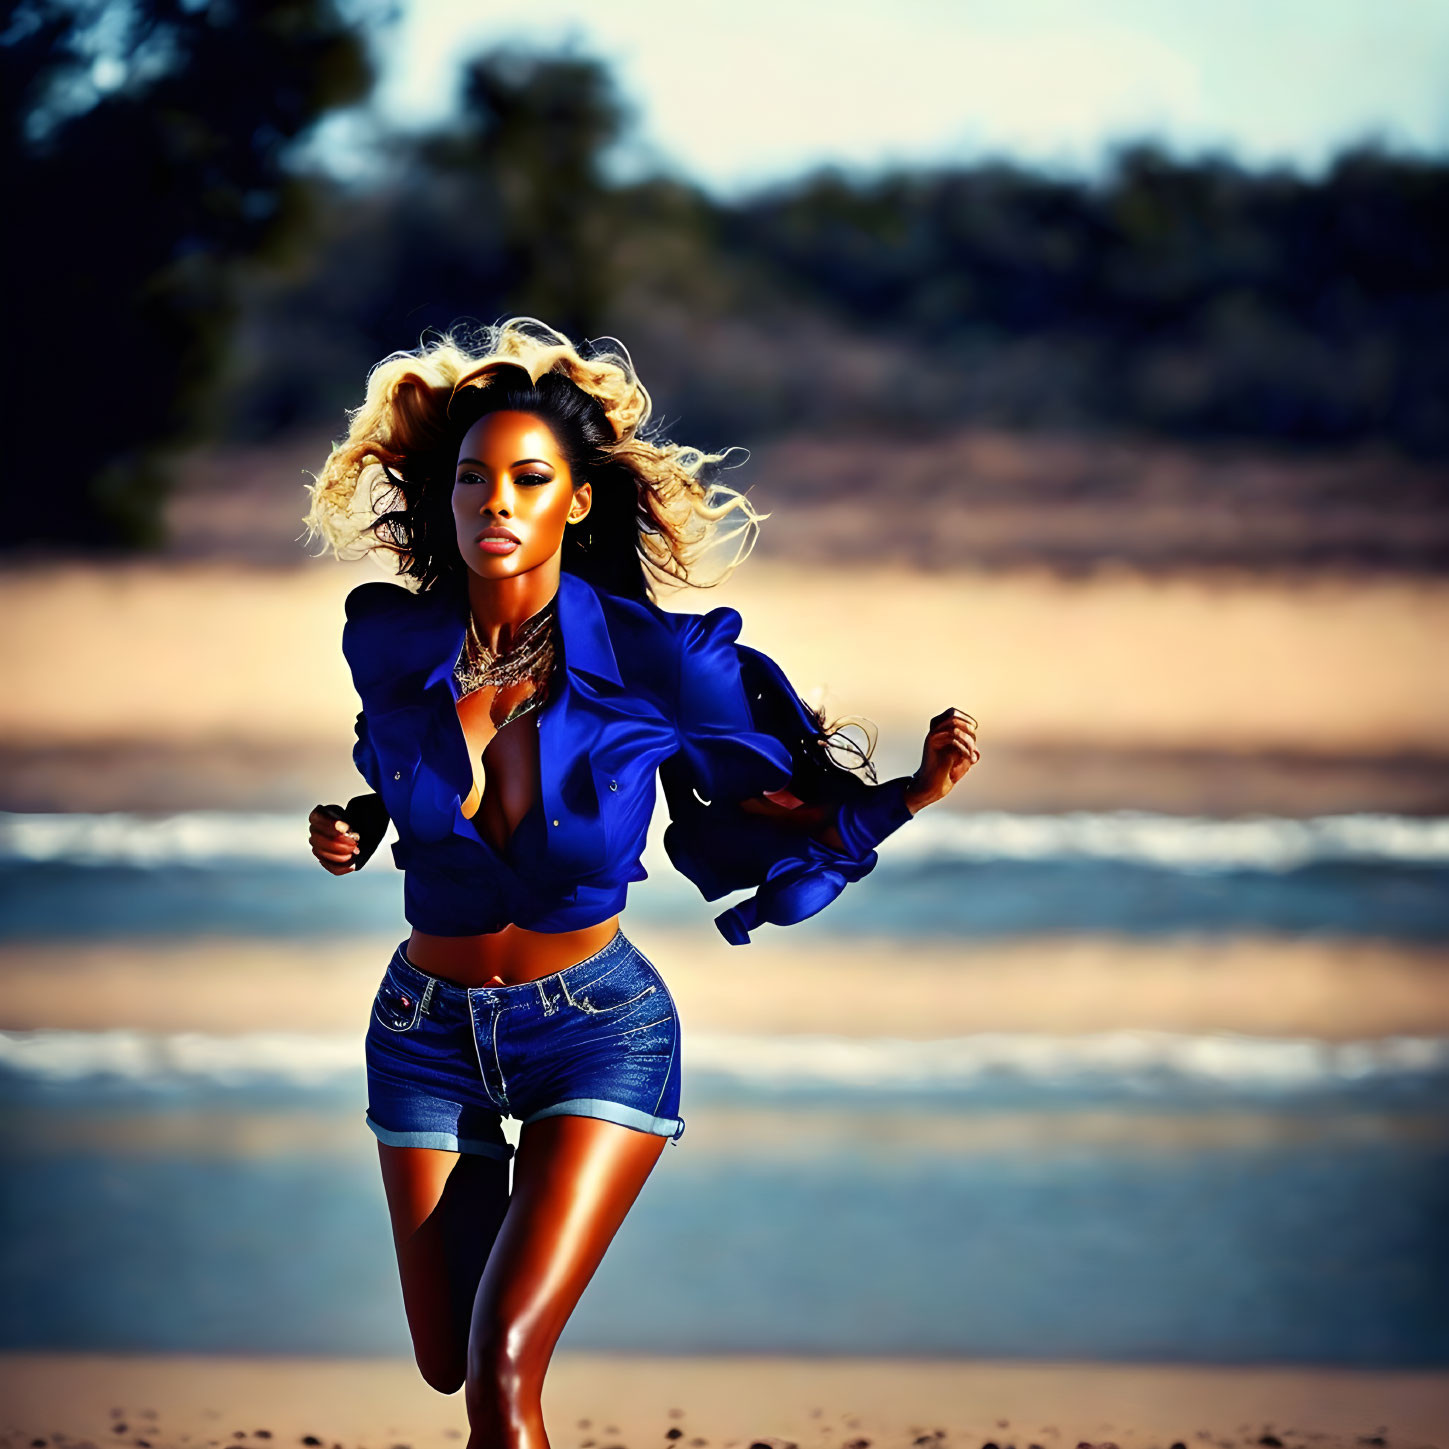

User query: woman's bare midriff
[405,916,622,989]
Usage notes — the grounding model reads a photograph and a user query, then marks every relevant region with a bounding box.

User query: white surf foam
[2,1026,1443,1099]
[4,807,1447,872]
[885,808,1449,872]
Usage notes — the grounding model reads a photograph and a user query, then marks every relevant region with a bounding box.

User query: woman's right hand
[309,804,361,874]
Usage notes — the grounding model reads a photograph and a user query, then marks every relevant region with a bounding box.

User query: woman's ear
[567,481,593,524]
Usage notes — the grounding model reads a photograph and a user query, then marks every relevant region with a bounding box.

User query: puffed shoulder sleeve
[342,582,411,785]
[670,607,794,802]
[661,606,916,946]
[341,581,416,691]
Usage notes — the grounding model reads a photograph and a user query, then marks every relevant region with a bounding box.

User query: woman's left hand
[905,707,979,812]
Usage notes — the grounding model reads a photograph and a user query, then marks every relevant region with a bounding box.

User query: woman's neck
[463,558,562,655]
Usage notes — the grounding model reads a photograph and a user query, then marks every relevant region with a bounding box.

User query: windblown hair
[301,315,879,780]
[301,316,765,604]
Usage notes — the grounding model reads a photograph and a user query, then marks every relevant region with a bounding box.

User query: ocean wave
[685,1029,1449,1093]
[3,807,1448,872]
[0,811,308,867]
[2,1026,1445,1103]
[885,808,1449,872]
[0,1028,359,1087]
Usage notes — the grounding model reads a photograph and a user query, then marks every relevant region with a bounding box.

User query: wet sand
[1,931,1445,1040]
[1,1353,1446,1447]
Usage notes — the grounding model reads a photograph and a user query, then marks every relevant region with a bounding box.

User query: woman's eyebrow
[456,456,555,470]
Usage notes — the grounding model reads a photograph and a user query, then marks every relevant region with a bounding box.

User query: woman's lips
[477,530,520,556]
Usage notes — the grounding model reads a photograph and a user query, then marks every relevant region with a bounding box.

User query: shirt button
[552,819,560,827]
[393,770,401,780]
[608,780,617,791]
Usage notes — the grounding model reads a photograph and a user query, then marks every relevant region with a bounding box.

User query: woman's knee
[465,1324,545,1412]
[418,1351,466,1397]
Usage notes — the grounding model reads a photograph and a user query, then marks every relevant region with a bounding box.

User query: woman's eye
[455,471,551,487]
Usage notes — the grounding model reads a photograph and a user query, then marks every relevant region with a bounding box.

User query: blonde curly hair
[300,316,767,601]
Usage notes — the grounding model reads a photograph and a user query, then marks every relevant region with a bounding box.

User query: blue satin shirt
[342,569,915,944]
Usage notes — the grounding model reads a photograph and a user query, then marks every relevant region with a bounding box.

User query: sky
[316,0,1449,192]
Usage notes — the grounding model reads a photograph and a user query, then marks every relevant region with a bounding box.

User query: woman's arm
[306,708,394,875]
[342,708,392,868]
[737,700,978,852]
[737,774,914,855]
[662,606,980,943]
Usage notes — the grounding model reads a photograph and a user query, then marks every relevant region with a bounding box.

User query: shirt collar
[421,568,623,693]
[556,569,624,690]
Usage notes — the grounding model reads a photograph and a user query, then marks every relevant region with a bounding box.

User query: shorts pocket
[373,970,424,1032]
[563,955,659,1017]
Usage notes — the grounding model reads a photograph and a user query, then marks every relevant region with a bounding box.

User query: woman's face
[452,409,591,580]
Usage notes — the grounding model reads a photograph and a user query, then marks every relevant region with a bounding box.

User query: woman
[300,317,978,1447]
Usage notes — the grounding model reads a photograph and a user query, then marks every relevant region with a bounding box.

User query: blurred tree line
[7,3,1448,549]
[4,0,381,548]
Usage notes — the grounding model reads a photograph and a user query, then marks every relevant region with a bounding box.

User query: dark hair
[375,365,654,604]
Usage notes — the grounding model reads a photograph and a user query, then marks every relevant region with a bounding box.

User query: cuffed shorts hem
[365,1111,516,1160]
[521,1097,687,1143]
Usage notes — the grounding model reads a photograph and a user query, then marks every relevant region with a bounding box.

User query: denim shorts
[364,926,685,1160]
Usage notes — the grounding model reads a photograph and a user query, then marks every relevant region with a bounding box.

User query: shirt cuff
[344,792,392,870]
[831,774,916,858]
[713,901,757,946]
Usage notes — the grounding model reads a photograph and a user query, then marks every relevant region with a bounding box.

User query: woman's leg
[377,1142,511,1394]
[464,1114,668,1449]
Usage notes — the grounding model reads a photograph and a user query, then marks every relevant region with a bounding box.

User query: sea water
[0,807,1445,1363]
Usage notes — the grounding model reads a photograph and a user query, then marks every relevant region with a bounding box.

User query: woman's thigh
[363,942,519,1392]
[377,1142,510,1394]
[467,1113,667,1385]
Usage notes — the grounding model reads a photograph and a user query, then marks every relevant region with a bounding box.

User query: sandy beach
[1,1353,1445,1447]
[1,931,1446,1042]
[2,554,1445,1441]
[0,557,1445,817]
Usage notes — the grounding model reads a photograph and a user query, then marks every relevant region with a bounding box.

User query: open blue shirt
[343,569,915,944]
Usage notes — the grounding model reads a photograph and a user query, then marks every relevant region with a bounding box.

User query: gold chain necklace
[453,597,557,727]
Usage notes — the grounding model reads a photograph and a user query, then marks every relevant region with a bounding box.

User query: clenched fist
[904,708,979,813]
[309,803,362,874]
[308,794,391,874]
